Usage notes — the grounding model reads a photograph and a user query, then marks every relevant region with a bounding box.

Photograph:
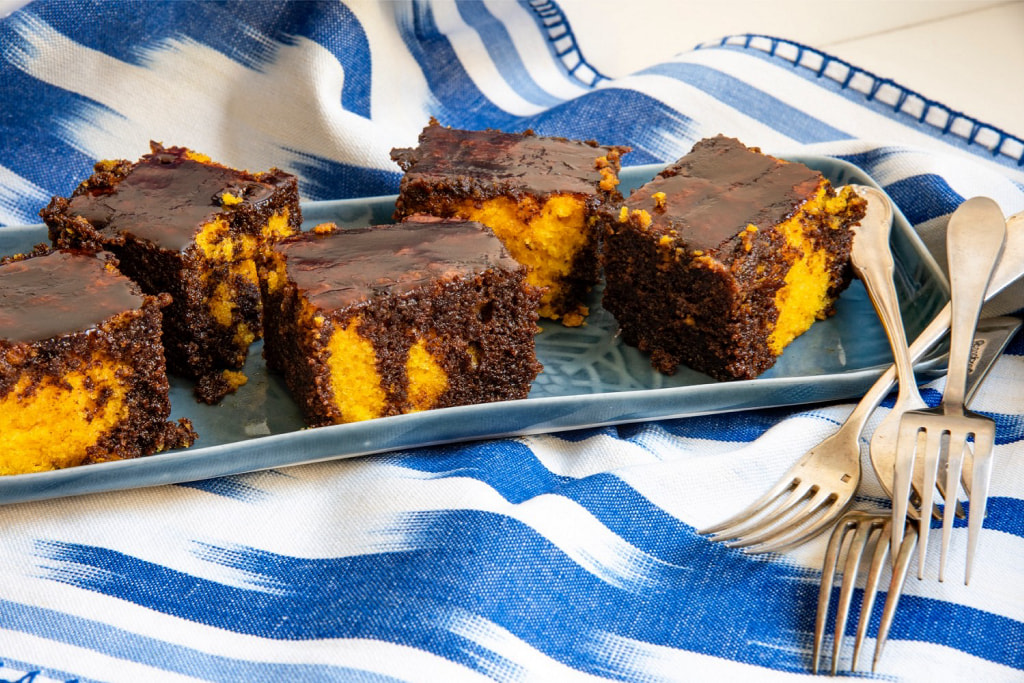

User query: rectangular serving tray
[0,156,949,505]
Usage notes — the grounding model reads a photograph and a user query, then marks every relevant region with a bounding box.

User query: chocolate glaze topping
[626,135,823,249]
[391,120,625,197]
[0,250,144,343]
[277,217,520,311]
[67,145,286,252]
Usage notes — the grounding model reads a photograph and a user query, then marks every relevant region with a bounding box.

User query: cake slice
[602,135,867,380]
[41,142,301,403]
[0,248,196,475]
[259,217,542,426]
[391,119,629,327]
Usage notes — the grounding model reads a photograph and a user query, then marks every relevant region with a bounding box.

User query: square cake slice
[0,248,196,475]
[259,217,542,426]
[41,142,302,403]
[391,119,629,327]
[602,135,867,380]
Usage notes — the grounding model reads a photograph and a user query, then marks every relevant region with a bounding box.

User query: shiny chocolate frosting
[276,217,520,311]
[0,250,143,343]
[391,120,625,197]
[626,135,823,249]
[67,145,287,252]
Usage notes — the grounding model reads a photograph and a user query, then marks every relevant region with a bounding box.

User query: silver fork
[698,185,902,553]
[893,197,1006,584]
[812,511,918,674]
[871,210,1024,509]
[813,316,1018,674]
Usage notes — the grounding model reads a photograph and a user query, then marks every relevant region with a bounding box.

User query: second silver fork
[892,197,1006,584]
[871,209,1024,525]
[813,511,917,675]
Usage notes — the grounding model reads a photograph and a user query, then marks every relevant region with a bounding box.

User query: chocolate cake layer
[42,142,301,403]
[602,135,866,380]
[0,248,196,475]
[391,119,628,326]
[260,217,542,426]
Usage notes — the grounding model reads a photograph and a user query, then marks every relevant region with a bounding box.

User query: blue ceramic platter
[0,157,949,504]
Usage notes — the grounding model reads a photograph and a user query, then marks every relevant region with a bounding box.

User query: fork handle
[860,208,1021,426]
[850,186,918,396]
[943,198,1007,412]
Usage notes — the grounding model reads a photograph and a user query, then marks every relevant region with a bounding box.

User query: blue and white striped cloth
[1,2,1022,681]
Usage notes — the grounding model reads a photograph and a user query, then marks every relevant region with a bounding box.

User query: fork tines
[894,411,996,583]
[813,511,919,674]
